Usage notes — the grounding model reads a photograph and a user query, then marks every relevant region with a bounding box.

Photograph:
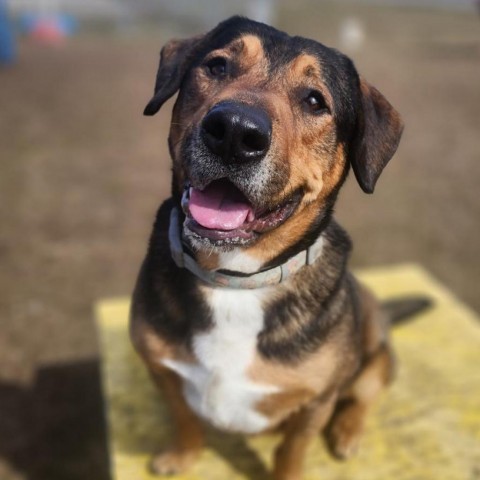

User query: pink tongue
[189,182,252,231]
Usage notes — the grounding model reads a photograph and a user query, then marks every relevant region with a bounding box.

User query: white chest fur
[161,287,278,434]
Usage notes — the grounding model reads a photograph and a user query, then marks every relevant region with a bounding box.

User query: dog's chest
[162,288,278,433]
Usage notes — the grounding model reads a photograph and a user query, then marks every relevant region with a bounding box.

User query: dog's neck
[168,207,325,289]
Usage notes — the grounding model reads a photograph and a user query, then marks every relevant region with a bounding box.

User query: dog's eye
[206,57,227,77]
[303,91,329,114]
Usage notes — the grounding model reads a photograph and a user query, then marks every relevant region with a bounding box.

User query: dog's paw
[150,449,198,476]
[325,405,364,460]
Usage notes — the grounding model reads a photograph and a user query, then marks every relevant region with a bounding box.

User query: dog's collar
[168,206,324,289]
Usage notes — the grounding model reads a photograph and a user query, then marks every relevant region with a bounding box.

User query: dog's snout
[201,102,272,164]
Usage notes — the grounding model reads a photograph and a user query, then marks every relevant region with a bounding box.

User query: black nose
[201,102,272,164]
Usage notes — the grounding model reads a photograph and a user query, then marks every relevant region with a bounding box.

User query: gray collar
[168,206,324,289]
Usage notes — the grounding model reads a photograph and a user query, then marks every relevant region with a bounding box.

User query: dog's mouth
[181,179,301,244]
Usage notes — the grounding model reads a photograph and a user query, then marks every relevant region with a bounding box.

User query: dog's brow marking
[290,54,320,78]
[239,34,263,62]
[225,34,266,77]
[162,288,278,433]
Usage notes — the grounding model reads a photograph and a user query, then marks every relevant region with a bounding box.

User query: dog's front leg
[149,369,204,476]
[325,343,394,459]
[272,393,337,480]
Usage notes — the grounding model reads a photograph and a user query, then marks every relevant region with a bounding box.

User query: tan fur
[131,276,203,475]
[358,283,390,355]
[327,345,394,459]
[149,370,204,475]
[238,34,265,69]
[131,316,194,371]
[273,392,338,480]
[251,343,340,426]
[289,54,319,79]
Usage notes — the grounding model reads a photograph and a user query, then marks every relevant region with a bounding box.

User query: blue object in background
[0,0,16,65]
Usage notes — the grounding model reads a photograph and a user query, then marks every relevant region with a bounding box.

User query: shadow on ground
[0,360,110,480]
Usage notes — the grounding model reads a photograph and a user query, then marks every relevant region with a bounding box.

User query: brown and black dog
[131,17,428,480]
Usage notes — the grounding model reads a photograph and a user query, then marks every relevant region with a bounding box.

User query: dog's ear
[144,35,203,116]
[350,79,404,193]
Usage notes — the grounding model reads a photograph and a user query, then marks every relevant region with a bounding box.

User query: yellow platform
[95,264,480,480]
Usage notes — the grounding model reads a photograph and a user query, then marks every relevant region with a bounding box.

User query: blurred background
[0,0,479,479]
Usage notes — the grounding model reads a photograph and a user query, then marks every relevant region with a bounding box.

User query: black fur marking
[259,220,358,363]
[135,199,212,345]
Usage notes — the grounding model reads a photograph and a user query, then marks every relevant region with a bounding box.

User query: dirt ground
[0,3,479,480]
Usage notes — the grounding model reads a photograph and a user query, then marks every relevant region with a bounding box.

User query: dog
[130,16,429,480]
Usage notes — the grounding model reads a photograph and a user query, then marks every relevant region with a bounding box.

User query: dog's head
[145,17,403,269]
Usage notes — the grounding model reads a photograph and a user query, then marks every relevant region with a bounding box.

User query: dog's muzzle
[180,101,299,247]
[201,101,272,165]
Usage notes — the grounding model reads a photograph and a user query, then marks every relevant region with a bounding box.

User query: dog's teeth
[181,189,189,210]
[247,211,255,222]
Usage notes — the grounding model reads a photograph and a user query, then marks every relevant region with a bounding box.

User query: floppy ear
[350,79,404,193]
[144,35,203,116]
